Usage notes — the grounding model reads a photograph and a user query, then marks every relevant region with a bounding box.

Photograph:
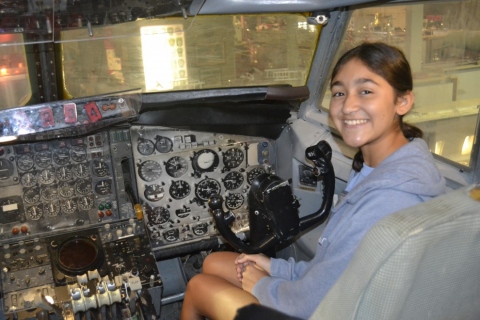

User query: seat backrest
[310,184,480,320]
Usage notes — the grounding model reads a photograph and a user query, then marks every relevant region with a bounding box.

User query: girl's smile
[329,58,414,167]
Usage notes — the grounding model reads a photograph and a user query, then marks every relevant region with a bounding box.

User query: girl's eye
[332,92,344,97]
[360,90,372,95]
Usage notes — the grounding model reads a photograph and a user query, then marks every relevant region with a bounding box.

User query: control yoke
[208,140,335,254]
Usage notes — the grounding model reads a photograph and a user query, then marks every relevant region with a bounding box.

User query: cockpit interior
[0,0,479,319]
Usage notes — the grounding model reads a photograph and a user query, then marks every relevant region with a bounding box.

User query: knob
[208,194,223,210]
[126,227,133,235]
[25,275,31,285]
[116,229,123,237]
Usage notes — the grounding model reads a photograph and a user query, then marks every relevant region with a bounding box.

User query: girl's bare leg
[180,273,259,320]
[180,251,258,320]
[202,251,242,286]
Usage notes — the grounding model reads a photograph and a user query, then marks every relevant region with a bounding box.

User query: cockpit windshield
[59,14,320,98]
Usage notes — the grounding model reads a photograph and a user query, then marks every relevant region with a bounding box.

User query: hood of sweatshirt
[344,138,446,205]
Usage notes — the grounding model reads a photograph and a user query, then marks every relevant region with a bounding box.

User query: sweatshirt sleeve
[251,188,428,319]
[267,257,312,280]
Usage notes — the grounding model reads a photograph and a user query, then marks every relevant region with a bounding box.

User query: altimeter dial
[169,180,191,200]
[223,171,244,190]
[155,136,173,153]
[78,196,94,211]
[53,149,70,165]
[76,179,92,195]
[70,146,87,162]
[195,178,221,201]
[23,188,40,204]
[59,181,75,198]
[17,155,34,171]
[147,206,170,225]
[165,156,188,178]
[144,184,164,202]
[247,167,266,185]
[41,185,58,201]
[223,147,244,169]
[20,172,37,187]
[92,160,109,177]
[56,165,73,181]
[73,163,90,179]
[225,193,245,210]
[35,150,52,168]
[138,160,162,182]
[38,168,56,185]
[44,201,60,217]
[137,139,155,156]
[26,205,43,220]
[60,199,77,214]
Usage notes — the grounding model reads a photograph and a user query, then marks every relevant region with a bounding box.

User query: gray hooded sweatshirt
[252,138,446,319]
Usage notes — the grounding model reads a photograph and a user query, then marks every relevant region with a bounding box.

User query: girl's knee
[203,251,239,274]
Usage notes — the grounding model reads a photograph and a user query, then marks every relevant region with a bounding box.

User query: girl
[180,42,446,320]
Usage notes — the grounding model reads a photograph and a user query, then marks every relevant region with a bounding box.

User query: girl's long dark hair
[331,42,422,172]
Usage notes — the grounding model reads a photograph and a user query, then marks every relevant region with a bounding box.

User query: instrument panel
[0,110,277,318]
[130,126,277,250]
[0,131,135,241]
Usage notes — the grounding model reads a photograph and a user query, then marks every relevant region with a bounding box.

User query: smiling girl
[180,42,446,320]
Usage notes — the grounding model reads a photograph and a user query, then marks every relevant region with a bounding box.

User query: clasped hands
[234,253,271,294]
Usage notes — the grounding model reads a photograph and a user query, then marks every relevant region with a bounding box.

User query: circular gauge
[17,155,34,171]
[94,179,112,195]
[195,178,221,201]
[138,160,162,182]
[53,149,70,165]
[73,163,90,179]
[163,229,180,242]
[169,180,191,200]
[223,148,244,169]
[192,223,209,236]
[20,172,37,187]
[60,199,77,214]
[78,196,94,211]
[192,149,219,173]
[76,179,92,195]
[38,168,56,185]
[92,160,109,177]
[137,139,155,156]
[70,146,87,162]
[247,167,266,184]
[44,201,60,217]
[165,156,188,178]
[225,193,245,210]
[26,205,43,220]
[41,185,58,201]
[56,165,73,181]
[24,188,40,204]
[223,171,244,190]
[164,229,179,242]
[59,181,75,198]
[35,150,52,168]
[0,159,14,179]
[155,136,173,153]
[144,184,164,202]
[147,206,170,225]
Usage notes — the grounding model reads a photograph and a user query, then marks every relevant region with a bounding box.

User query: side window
[322,1,480,171]
[0,34,32,111]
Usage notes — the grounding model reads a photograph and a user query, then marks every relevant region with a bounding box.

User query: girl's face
[329,59,413,156]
